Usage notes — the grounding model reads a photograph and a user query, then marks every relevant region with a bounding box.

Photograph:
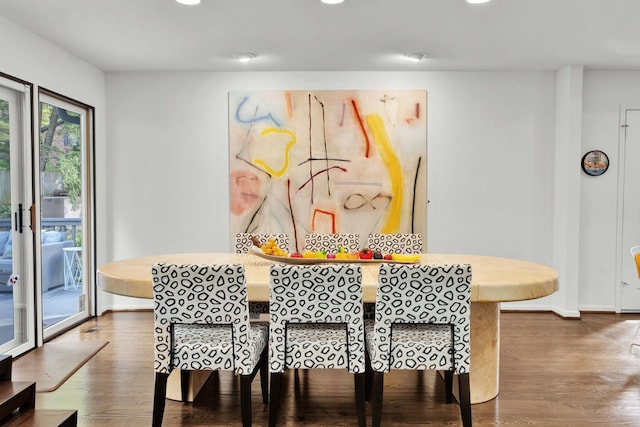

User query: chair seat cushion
[172,322,268,373]
[365,320,454,371]
[285,324,350,369]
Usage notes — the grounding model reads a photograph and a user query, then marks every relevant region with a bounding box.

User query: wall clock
[581,150,609,176]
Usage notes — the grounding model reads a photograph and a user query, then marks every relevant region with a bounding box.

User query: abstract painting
[229,90,427,252]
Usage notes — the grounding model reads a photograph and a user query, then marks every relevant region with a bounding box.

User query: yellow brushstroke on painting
[253,127,297,177]
[366,114,403,233]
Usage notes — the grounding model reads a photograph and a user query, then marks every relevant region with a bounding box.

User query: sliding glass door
[38,92,94,339]
[0,77,34,356]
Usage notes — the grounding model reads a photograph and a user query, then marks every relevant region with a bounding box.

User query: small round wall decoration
[581,150,609,176]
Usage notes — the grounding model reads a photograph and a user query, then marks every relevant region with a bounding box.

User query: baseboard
[500,305,581,319]
[98,307,153,316]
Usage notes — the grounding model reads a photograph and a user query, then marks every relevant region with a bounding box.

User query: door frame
[0,73,36,356]
[616,104,640,313]
[37,89,96,340]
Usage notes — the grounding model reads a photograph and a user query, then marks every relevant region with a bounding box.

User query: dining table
[97,252,558,404]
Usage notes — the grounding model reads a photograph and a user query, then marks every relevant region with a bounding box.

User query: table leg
[166,370,212,402]
[444,301,500,404]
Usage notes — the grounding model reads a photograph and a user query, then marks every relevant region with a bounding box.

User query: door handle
[14,203,24,233]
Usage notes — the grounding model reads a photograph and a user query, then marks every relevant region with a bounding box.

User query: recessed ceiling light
[466,0,491,4]
[233,53,257,63]
[321,0,345,4]
[404,52,428,62]
[176,0,200,4]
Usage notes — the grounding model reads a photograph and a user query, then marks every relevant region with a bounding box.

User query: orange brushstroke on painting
[366,114,403,233]
[312,209,336,233]
[285,92,293,118]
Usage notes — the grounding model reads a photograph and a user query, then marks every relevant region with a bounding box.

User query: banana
[391,254,421,262]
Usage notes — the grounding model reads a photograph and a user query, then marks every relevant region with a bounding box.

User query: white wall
[102,71,558,312]
[580,71,640,310]
[4,13,635,315]
[0,16,107,313]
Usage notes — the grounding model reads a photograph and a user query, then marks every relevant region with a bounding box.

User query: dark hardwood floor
[31,310,640,426]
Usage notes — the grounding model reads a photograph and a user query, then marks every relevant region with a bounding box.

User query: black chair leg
[240,374,253,427]
[152,372,169,427]
[444,370,454,403]
[458,373,472,427]
[259,346,269,404]
[372,371,384,427]
[354,373,366,427]
[365,352,373,402]
[180,370,191,402]
[269,372,283,427]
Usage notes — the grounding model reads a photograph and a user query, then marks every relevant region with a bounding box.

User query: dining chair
[268,263,366,427]
[303,233,360,253]
[366,233,423,254]
[366,263,472,427]
[151,263,269,427]
[235,232,290,254]
[235,233,290,315]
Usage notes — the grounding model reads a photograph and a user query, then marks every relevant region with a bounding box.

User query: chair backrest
[371,263,472,374]
[235,233,290,254]
[269,263,365,373]
[152,263,252,374]
[304,233,360,253]
[367,233,423,254]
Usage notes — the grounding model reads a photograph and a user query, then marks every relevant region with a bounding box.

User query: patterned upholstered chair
[366,263,472,427]
[268,264,366,427]
[235,233,290,254]
[235,233,290,315]
[366,233,424,254]
[303,233,360,253]
[151,263,269,427]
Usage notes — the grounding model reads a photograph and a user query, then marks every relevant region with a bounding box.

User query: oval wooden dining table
[97,252,558,404]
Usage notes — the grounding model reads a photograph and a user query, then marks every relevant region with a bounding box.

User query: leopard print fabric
[366,263,471,374]
[234,233,290,254]
[152,263,268,375]
[269,264,365,373]
[304,233,361,253]
[366,233,423,254]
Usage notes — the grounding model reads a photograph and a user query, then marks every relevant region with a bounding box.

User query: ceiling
[1,0,640,73]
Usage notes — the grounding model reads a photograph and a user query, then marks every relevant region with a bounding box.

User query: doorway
[38,91,94,339]
[619,108,640,312]
[0,75,35,355]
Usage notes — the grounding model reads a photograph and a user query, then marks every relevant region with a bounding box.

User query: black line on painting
[243,196,267,234]
[314,95,331,196]
[298,166,348,191]
[308,94,314,204]
[411,156,422,233]
[287,179,300,253]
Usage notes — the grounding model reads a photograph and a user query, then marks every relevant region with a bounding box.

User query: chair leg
[444,370,454,403]
[365,352,373,402]
[371,371,384,427]
[354,373,366,427]
[269,372,284,427]
[180,370,191,402]
[259,346,269,404]
[152,372,169,427]
[458,373,472,427]
[240,374,253,427]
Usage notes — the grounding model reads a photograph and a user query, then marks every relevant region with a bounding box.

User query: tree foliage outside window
[40,103,82,209]
[0,100,9,171]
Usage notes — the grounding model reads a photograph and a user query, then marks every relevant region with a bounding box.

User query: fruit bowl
[248,246,420,264]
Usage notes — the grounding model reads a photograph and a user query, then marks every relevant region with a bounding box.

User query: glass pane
[0,92,27,351]
[39,101,84,329]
